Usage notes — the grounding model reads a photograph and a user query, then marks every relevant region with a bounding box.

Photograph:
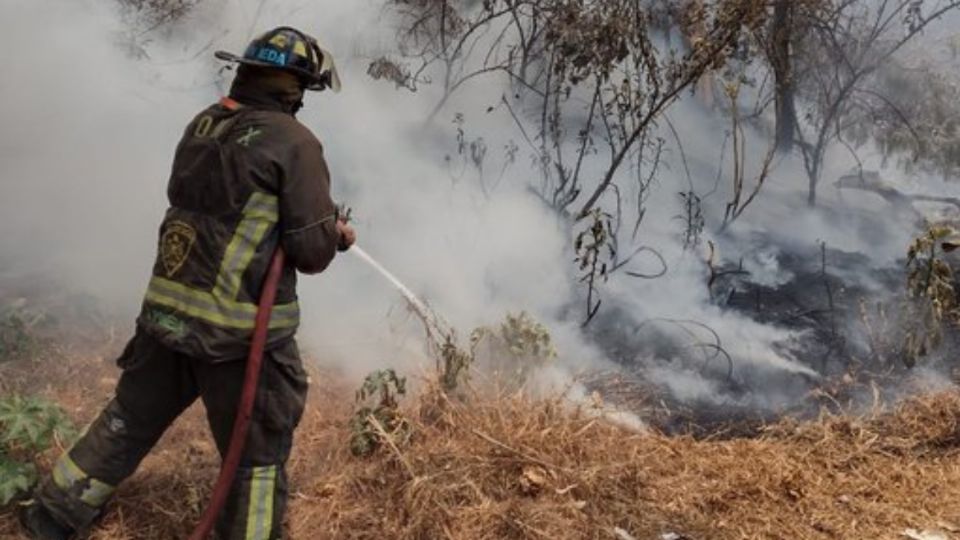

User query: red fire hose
[188,248,286,540]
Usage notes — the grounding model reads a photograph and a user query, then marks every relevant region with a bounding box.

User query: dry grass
[3,346,960,539]
[285,386,960,540]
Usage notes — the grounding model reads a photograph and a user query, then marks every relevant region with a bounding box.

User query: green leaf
[0,395,75,451]
[0,455,36,506]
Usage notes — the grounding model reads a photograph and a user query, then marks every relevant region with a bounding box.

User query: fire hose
[188,248,286,540]
[189,244,438,538]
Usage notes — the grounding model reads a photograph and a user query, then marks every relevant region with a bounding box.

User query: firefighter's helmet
[215,27,341,92]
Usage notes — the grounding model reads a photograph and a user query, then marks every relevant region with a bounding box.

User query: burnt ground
[722,246,904,375]
[582,240,960,438]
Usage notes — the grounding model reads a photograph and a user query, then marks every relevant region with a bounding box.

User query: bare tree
[784,0,960,206]
[386,0,767,214]
[381,0,767,321]
[114,0,205,58]
[851,59,960,181]
[719,80,777,230]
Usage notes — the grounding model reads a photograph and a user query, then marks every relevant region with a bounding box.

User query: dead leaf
[519,466,547,495]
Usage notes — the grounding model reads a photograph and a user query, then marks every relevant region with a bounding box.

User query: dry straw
[3,354,960,539]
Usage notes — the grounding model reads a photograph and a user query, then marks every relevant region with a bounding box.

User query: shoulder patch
[160,221,197,277]
[237,126,263,147]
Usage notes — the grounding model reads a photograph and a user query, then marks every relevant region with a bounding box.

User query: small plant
[856,225,960,369]
[575,209,615,325]
[472,312,557,388]
[349,370,410,458]
[858,299,895,368]
[0,395,76,505]
[906,225,958,313]
[900,225,960,367]
[439,336,474,393]
[0,315,33,361]
[0,301,43,362]
[0,458,35,506]
[367,57,420,92]
[496,312,558,361]
[677,190,705,251]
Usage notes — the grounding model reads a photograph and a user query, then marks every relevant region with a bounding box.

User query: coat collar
[227,68,304,115]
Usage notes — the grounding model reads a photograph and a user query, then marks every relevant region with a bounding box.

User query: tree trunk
[771,0,796,152]
[808,173,818,206]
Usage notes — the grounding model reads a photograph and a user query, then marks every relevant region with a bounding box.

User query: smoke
[0,0,583,380]
[1,0,957,412]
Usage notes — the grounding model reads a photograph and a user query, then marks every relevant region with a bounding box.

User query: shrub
[471,311,557,388]
[349,370,410,458]
[0,395,75,505]
[0,301,43,362]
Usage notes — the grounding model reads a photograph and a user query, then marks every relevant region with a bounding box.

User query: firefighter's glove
[336,220,357,252]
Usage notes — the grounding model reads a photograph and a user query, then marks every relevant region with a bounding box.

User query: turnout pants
[35,329,309,539]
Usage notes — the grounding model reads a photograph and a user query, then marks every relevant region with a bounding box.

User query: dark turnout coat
[138,87,340,360]
[34,73,340,539]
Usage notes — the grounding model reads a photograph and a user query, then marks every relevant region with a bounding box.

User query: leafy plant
[900,225,960,367]
[471,312,557,388]
[0,395,75,505]
[349,370,411,458]
[439,336,474,393]
[575,209,615,326]
[677,191,705,251]
[367,57,420,91]
[496,312,557,361]
[0,395,76,451]
[0,456,36,507]
[0,302,43,362]
[855,225,960,369]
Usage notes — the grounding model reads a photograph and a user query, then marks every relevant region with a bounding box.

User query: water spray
[349,245,451,342]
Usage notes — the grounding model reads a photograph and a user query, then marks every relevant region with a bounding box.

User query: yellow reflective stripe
[52,454,84,491]
[245,466,277,540]
[52,453,115,508]
[146,277,299,330]
[216,220,273,300]
[215,193,279,300]
[246,208,278,221]
[80,478,115,507]
[244,192,280,221]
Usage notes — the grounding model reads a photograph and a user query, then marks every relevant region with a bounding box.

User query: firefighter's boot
[18,501,75,540]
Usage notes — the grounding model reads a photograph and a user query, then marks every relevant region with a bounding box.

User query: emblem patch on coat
[237,127,262,146]
[160,221,197,277]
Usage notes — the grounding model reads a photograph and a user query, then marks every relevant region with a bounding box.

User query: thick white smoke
[0,0,584,380]
[1,0,957,405]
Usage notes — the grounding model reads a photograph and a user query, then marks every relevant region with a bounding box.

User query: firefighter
[18,26,355,539]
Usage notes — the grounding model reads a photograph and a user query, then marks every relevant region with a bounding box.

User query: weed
[349,370,410,457]
[439,336,474,393]
[901,225,960,367]
[472,312,557,389]
[0,456,35,506]
[0,302,42,362]
[0,395,75,505]
[575,209,614,325]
